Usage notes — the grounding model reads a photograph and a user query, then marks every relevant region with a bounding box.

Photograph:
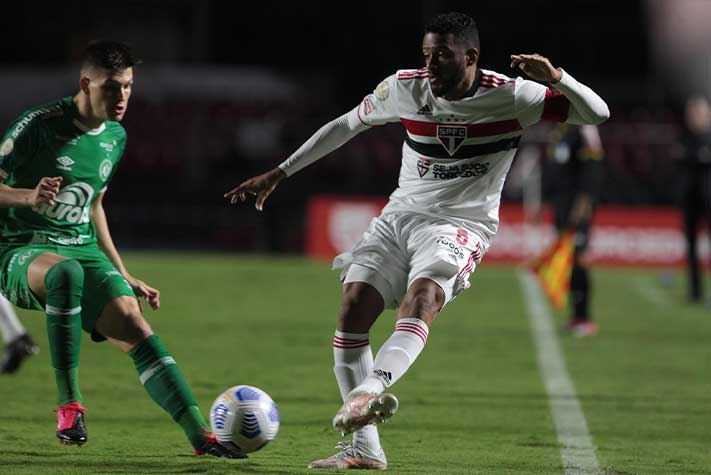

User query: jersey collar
[72,118,106,136]
[462,68,483,99]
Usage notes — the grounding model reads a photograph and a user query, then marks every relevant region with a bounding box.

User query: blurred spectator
[679,96,711,303]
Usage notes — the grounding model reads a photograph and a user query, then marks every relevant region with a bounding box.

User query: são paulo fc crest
[417,158,431,177]
[436,125,467,156]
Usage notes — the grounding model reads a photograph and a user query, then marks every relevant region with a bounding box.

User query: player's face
[422,32,471,97]
[87,68,133,122]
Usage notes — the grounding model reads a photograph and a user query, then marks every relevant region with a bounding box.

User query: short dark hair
[425,12,480,50]
[82,40,140,72]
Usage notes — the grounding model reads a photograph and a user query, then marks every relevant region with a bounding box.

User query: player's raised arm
[510,53,610,125]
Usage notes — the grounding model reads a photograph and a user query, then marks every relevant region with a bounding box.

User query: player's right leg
[0,294,39,374]
[309,281,389,470]
[93,295,244,459]
[26,253,87,445]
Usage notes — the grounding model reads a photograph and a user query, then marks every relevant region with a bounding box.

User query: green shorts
[0,243,136,342]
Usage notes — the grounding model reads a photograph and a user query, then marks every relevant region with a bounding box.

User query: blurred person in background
[544,124,604,336]
[227,11,608,470]
[680,95,711,304]
[0,295,39,373]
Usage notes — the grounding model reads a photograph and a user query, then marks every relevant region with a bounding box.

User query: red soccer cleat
[55,402,88,446]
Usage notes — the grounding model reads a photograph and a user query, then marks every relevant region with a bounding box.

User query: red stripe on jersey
[481,74,507,84]
[401,118,522,138]
[542,88,570,122]
[398,73,430,80]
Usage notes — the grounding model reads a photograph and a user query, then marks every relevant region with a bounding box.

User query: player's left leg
[94,296,244,459]
[0,294,39,374]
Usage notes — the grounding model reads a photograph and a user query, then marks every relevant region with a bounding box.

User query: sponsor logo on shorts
[437,125,467,156]
[436,236,465,260]
[32,182,94,224]
[17,249,38,266]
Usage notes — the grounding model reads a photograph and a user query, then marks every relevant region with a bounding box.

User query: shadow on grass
[0,458,304,475]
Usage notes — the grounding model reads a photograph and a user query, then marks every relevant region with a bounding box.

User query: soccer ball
[209,385,280,453]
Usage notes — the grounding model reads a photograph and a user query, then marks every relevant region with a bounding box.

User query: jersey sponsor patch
[0,138,13,156]
[32,182,95,224]
[436,125,467,156]
[375,80,390,101]
[417,158,431,177]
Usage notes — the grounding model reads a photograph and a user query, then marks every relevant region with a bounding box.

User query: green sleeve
[0,113,43,180]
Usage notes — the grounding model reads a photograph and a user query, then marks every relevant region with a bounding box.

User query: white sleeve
[277,107,369,177]
[356,74,400,126]
[514,70,610,127]
[553,69,610,125]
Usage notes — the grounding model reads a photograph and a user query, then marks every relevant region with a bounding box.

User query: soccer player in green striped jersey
[0,41,240,458]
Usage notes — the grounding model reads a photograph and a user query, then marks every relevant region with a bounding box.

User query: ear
[79,77,91,95]
[466,48,479,67]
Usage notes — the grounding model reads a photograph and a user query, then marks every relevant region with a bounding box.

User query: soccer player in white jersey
[226,12,609,470]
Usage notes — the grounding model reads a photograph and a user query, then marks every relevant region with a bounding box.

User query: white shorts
[333,212,485,309]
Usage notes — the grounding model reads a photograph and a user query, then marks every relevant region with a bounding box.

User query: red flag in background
[530,231,575,310]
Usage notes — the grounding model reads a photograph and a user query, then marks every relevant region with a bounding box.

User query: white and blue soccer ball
[209,385,280,453]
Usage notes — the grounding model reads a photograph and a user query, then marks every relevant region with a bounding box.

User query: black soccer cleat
[195,435,248,459]
[55,402,88,446]
[1,333,39,374]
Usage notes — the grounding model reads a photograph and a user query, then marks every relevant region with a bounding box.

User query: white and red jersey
[355,67,572,248]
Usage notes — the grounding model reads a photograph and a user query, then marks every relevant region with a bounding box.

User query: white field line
[518,271,601,475]
[632,277,669,307]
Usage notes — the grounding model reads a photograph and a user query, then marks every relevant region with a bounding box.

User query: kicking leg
[333,278,443,435]
[95,296,244,458]
[0,294,39,374]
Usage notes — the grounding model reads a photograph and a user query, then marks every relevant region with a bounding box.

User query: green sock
[130,335,211,449]
[45,260,85,406]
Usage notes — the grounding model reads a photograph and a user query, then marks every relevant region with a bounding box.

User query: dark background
[0,0,693,251]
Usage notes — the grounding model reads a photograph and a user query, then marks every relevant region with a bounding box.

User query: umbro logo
[416,104,432,116]
[56,156,74,171]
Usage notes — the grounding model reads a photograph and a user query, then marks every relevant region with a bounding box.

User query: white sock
[0,295,25,344]
[358,318,429,394]
[333,330,382,454]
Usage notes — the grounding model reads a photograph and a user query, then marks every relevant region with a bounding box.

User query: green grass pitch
[1,253,710,474]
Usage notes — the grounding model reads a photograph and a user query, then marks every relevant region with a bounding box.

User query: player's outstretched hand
[224,167,286,211]
[126,275,160,310]
[510,54,563,83]
[31,176,63,206]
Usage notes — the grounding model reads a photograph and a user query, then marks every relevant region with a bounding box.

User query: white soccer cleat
[308,441,387,470]
[332,391,399,436]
